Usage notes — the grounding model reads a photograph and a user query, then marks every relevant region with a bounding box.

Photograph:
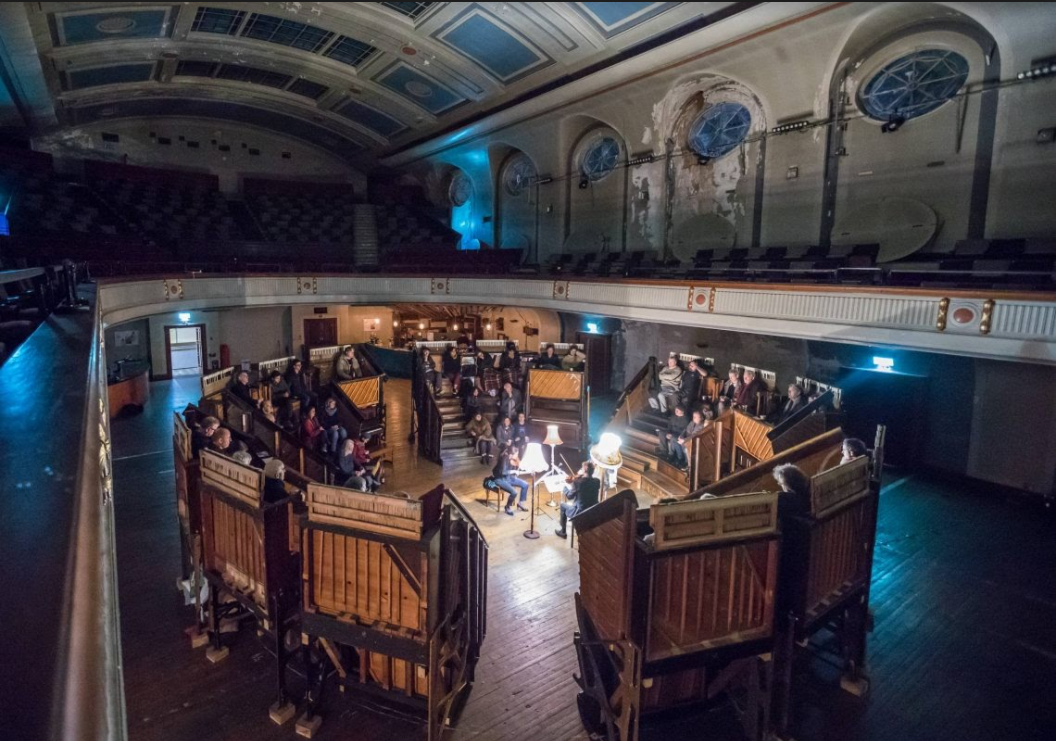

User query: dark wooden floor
[111,379,1056,741]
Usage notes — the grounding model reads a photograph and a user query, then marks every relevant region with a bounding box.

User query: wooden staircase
[604,371,691,499]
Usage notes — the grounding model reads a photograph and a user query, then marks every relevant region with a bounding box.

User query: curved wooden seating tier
[573,489,780,741]
[298,483,488,739]
[701,426,886,736]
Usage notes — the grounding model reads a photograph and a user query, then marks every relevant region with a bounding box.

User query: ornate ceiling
[6,2,749,164]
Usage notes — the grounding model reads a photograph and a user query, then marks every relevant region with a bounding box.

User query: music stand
[543,424,564,506]
[519,443,549,539]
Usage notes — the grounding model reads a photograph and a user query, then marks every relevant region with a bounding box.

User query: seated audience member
[261,399,278,425]
[536,344,562,369]
[319,397,347,454]
[337,438,373,492]
[352,432,384,486]
[716,397,731,417]
[512,412,531,456]
[702,405,717,423]
[285,359,316,410]
[334,346,361,382]
[262,459,288,503]
[495,415,514,451]
[493,447,529,516]
[721,368,742,403]
[499,345,522,386]
[231,442,253,467]
[499,381,523,421]
[655,405,690,462]
[465,412,496,464]
[210,427,234,455]
[736,368,767,413]
[649,354,684,414]
[679,357,704,410]
[669,409,707,469]
[555,460,600,539]
[230,370,259,408]
[464,386,484,421]
[561,346,586,371]
[301,405,325,450]
[773,463,811,523]
[441,346,461,395]
[841,437,868,465]
[191,416,220,457]
[778,383,807,422]
[419,348,441,394]
[267,370,291,413]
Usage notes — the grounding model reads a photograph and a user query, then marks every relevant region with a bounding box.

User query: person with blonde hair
[263,459,288,502]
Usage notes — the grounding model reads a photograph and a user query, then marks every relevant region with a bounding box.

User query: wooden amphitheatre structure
[172,341,884,740]
[173,344,489,738]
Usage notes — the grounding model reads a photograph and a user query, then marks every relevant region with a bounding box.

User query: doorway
[576,331,613,395]
[165,325,206,378]
[834,366,928,468]
[304,318,338,349]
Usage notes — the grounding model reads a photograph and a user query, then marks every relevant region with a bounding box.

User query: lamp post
[543,424,563,506]
[519,443,548,539]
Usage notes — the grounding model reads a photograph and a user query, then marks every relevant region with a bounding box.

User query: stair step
[640,470,691,501]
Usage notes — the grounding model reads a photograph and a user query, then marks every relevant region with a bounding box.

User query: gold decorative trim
[980,299,995,335]
[936,297,950,331]
[708,287,716,313]
[163,278,183,301]
[430,278,450,295]
[296,278,317,295]
[553,281,569,299]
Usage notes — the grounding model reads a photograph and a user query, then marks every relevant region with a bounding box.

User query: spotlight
[696,155,712,165]
[881,115,906,133]
[178,312,191,323]
[578,176,589,190]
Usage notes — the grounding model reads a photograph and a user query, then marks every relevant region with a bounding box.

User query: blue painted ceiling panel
[68,64,154,90]
[375,64,463,114]
[337,99,405,137]
[59,10,169,46]
[441,13,543,80]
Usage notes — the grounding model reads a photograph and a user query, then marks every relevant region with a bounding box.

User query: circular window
[687,101,751,159]
[449,171,472,207]
[579,136,620,182]
[503,154,536,196]
[860,49,969,121]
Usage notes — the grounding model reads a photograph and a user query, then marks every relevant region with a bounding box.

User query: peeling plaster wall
[399,2,1056,262]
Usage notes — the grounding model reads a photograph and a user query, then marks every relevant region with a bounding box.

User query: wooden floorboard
[110,378,1056,741]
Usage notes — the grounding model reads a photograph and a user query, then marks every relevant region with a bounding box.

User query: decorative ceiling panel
[434,6,553,83]
[374,61,466,114]
[336,98,407,137]
[569,2,683,39]
[67,63,155,90]
[56,7,172,46]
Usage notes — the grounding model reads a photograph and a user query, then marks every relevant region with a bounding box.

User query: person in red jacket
[301,404,325,450]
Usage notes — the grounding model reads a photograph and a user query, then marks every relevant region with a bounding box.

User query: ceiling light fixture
[771,120,811,134]
[880,115,906,133]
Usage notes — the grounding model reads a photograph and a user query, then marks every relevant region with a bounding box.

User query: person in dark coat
[536,344,562,369]
[555,461,601,538]
[285,359,316,410]
[678,358,704,410]
[441,346,461,395]
[263,459,289,503]
[229,370,259,408]
[191,416,220,458]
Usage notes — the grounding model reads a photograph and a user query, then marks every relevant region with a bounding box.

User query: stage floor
[110,378,1056,741]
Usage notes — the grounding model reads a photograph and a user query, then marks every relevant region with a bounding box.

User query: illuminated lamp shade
[419,322,425,330]
[543,425,563,447]
[393,320,399,327]
[591,433,623,465]
[520,443,548,474]
[452,323,458,331]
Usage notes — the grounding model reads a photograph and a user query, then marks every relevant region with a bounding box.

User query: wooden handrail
[607,356,656,428]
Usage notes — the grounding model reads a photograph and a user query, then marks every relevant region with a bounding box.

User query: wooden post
[714,420,723,483]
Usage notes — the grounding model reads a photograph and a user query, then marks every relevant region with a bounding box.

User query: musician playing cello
[554,460,600,539]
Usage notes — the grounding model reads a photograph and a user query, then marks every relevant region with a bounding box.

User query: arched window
[448,170,472,207]
[503,154,536,196]
[860,49,969,121]
[687,101,751,159]
[579,136,620,182]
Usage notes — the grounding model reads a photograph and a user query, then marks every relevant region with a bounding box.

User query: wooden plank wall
[202,493,267,608]
[645,539,778,662]
[805,499,873,615]
[308,531,427,636]
[577,496,635,641]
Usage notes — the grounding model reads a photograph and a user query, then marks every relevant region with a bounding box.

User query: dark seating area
[375,200,460,250]
[243,178,358,246]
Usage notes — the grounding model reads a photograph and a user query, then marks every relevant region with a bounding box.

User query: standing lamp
[589,432,623,498]
[519,443,549,539]
[543,424,564,506]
